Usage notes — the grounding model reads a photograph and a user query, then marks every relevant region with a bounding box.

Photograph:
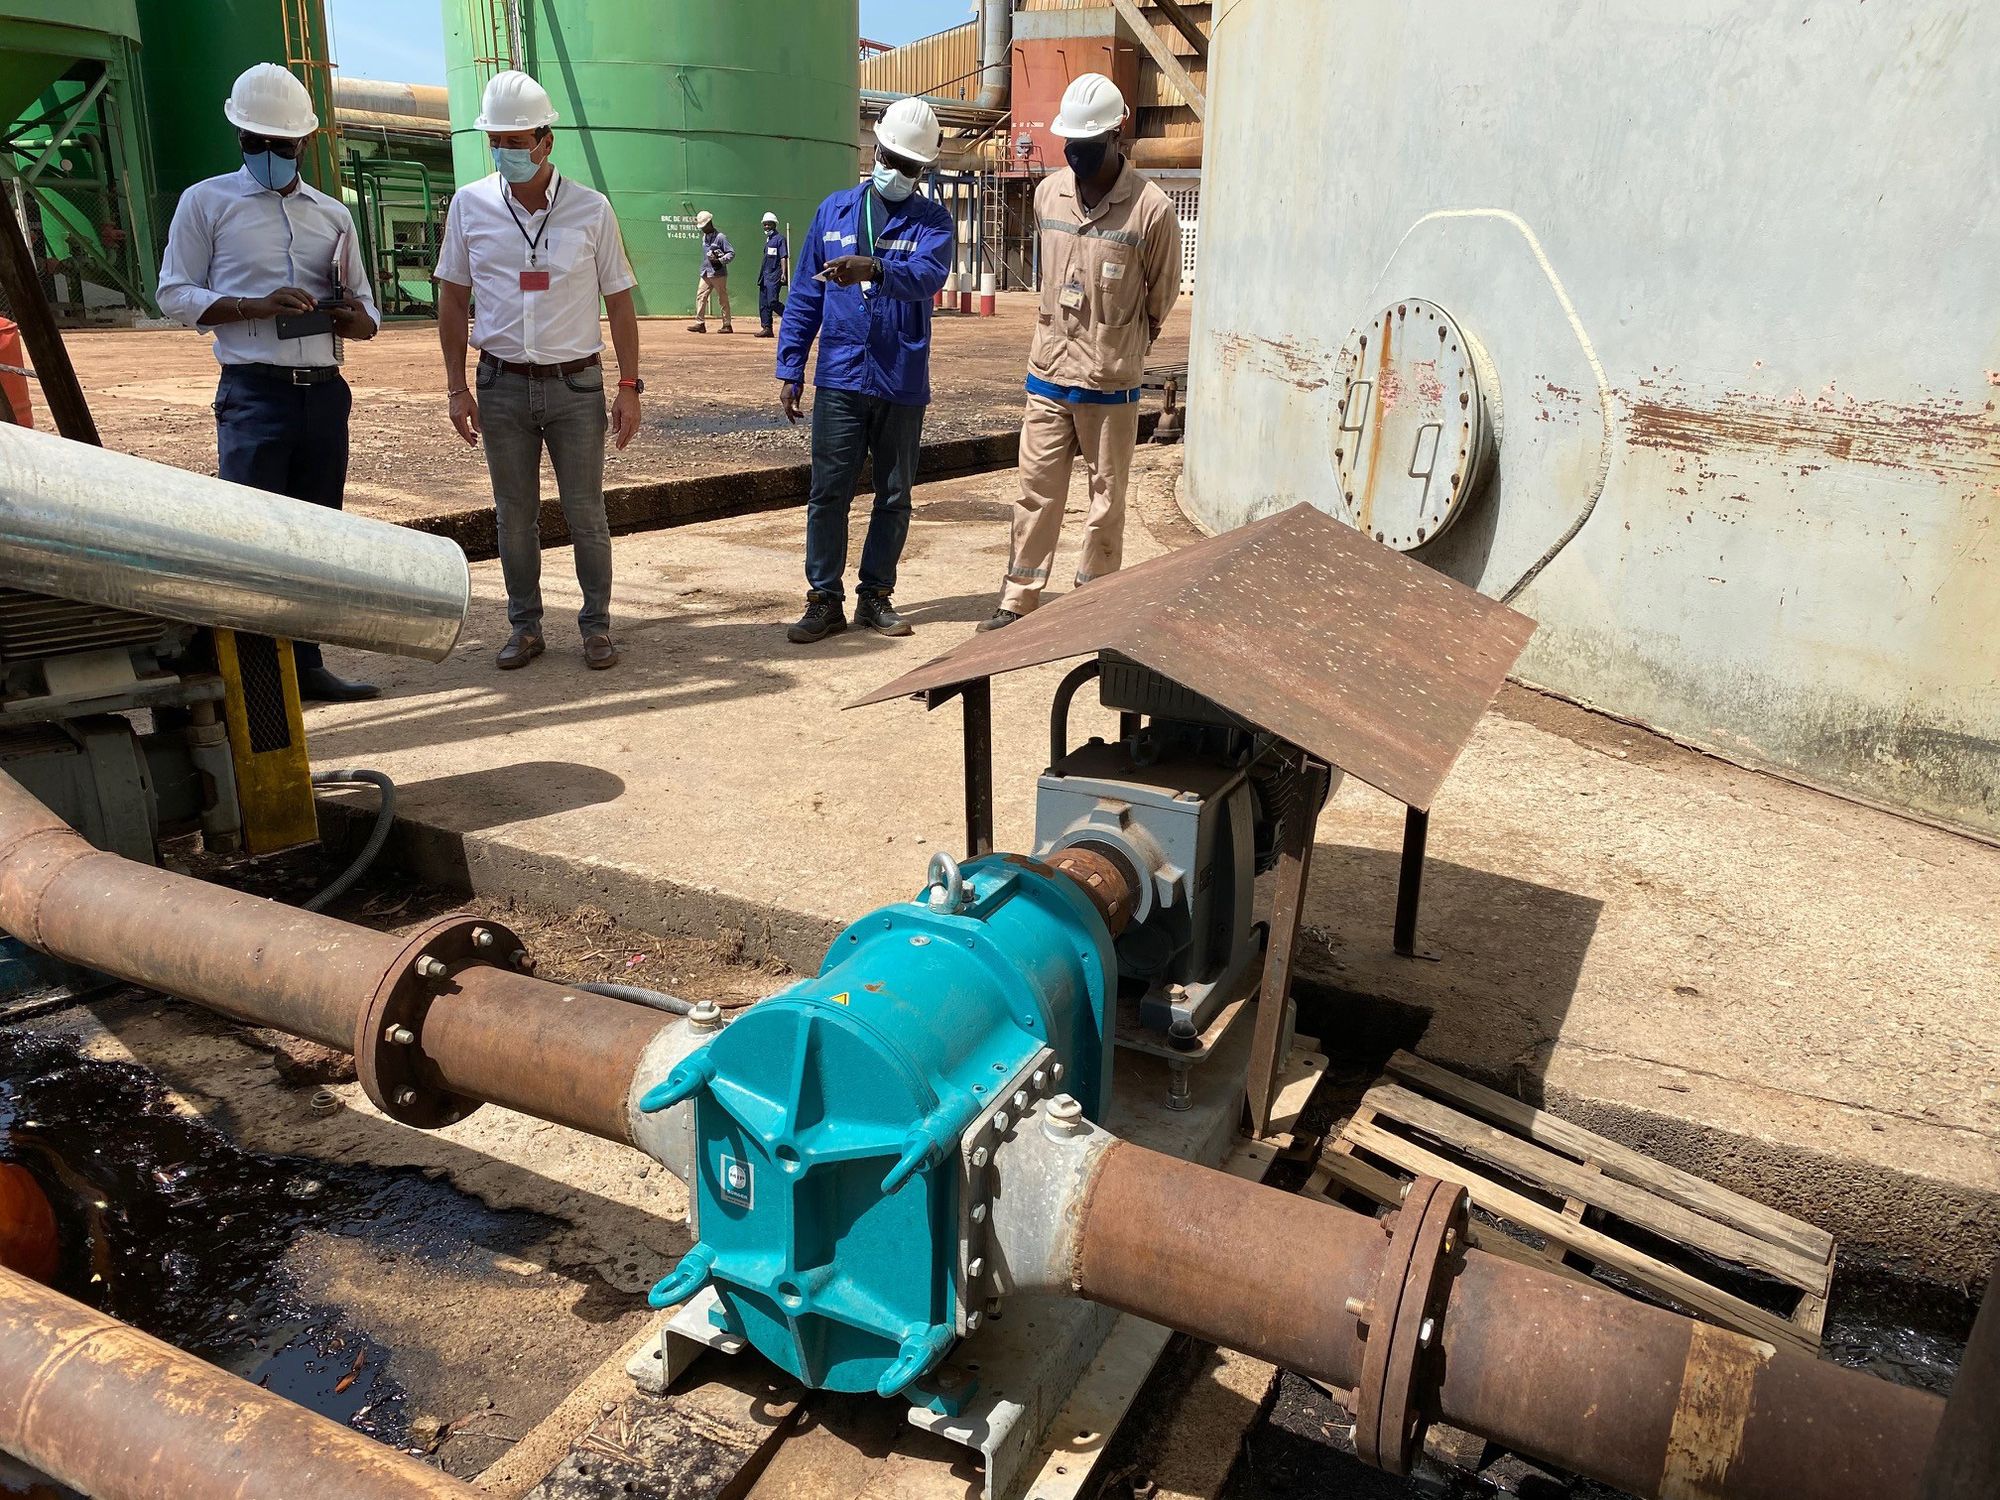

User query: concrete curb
[402,415,1156,563]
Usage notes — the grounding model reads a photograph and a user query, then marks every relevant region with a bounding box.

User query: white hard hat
[1052,73,1127,139]
[696,210,714,228]
[873,96,942,165]
[762,211,778,225]
[223,64,317,138]
[475,70,558,132]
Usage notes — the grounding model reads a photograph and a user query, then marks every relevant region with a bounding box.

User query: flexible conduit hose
[573,981,693,1016]
[304,769,395,913]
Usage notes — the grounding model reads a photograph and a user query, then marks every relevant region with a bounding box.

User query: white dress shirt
[156,168,378,368]
[433,169,637,363]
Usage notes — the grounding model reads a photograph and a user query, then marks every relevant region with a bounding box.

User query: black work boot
[854,590,912,637]
[977,607,1021,633]
[297,665,381,702]
[786,591,848,644]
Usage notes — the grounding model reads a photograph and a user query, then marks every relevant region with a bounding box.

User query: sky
[325,1,975,83]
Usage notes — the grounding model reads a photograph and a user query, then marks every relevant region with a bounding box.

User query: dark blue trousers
[758,282,784,334]
[803,386,924,600]
[214,366,351,672]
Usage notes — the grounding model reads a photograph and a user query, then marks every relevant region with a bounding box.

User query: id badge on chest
[1058,277,1086,312]
[519,268,551,292]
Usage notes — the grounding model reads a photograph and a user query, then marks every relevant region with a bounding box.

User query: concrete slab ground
[66,295,1190,524]
[302,448,2000,1283]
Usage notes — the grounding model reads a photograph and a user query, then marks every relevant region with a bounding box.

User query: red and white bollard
[939,272,957,312]
[978,271,997,317]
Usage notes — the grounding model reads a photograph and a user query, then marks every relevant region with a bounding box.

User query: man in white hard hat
[980,74,1180,631]
[434,69,644,673]
[688,211,734,334]
[755,211,787,339]
[775,95,954,644]
[156,63,383,703]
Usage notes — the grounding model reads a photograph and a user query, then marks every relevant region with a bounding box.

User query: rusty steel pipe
[0,772,668,1143]
[0,1263,481,1500]
[1074,1142,1944,1500]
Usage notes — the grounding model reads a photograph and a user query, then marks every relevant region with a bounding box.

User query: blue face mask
[870,162,917,203]
[491,146,541,184]
[243,150,298,192]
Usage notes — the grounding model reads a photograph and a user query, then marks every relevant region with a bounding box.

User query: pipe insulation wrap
[0,425,470,661]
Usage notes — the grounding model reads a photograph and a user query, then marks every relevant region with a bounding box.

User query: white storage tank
[1184,0,1999,837]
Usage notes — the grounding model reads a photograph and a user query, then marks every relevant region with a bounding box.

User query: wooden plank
[1108,0,1207,118]
[1544,1191,1589,1269]
[1313,1139,1405,1210]
[1345,1119,1816,1352]
[1363,1080,1826,1290]
[1385,1051,1834,1264]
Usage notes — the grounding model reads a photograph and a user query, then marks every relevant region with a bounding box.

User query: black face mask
[1064,139,1111,179]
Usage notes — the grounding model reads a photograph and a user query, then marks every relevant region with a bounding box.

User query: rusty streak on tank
[1624,384,1999,482]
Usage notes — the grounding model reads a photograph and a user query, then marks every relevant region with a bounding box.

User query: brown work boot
[583,633,619,670]
[718,322,735,335]
[686,321,706,333]
[496,628,545,669]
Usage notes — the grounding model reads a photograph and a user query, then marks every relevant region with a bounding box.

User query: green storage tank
[133,0,338,198]
[442,1,859,317]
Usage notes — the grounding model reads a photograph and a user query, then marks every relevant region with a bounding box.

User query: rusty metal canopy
[850,504,1536,810]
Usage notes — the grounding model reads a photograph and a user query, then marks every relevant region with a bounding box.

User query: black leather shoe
[297,666,381,703]
[976,608,1021,633]
[854,590,912,637]
[786,591,848,644]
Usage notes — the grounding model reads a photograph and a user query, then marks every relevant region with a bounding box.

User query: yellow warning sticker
[828,991,851,1006]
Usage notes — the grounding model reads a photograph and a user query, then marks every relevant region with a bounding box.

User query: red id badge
[519,269,551,292]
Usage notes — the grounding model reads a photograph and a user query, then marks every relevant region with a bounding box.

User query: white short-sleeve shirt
[434,169,637,363]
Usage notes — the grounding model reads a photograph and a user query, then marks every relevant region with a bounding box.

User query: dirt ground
[68,295,1190,524]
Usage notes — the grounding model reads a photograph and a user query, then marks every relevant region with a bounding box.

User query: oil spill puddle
[0,1029,558,1447]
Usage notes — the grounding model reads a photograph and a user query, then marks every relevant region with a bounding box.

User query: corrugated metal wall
[859,21,978,100]
[861,3,1210,133]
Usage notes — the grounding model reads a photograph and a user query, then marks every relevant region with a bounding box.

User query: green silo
[133,0,338,198]
[442,1,859,317]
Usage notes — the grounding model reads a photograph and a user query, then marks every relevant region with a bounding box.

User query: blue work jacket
[776,183,955,407]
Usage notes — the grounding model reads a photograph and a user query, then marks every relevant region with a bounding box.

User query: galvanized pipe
[0,1263,482,1500]
[1074,1142,1944,1500]
[0,772,667,1143]
[0,426,469,661]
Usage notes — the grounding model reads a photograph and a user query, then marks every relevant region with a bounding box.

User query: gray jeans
[475,358,613,638]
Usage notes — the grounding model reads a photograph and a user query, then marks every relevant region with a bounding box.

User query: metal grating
[234,633,294,756]
[0,588,166,665]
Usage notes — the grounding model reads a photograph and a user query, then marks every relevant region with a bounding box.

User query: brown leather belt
[479,352,601,378]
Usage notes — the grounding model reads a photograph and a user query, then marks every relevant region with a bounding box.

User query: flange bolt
[689,999,724,1031]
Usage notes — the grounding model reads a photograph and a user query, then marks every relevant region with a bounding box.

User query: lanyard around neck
[504,173,562,266]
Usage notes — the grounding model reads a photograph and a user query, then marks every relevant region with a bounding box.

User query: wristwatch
[619,377,645,395]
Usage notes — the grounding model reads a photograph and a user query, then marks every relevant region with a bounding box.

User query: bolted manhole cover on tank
[1330,298,1497,551]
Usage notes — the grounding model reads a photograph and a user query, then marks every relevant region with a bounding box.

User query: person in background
[434,69,644,673]
[775,96,954,644]
[756,211,788,339]
[980,74,1180,631]
[689,211,734,333]
[156,63,382,703]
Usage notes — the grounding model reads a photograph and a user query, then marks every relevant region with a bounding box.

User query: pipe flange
[355,914,525,1130]
[1351,1175,1468,1475]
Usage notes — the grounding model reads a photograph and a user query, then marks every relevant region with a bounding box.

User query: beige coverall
[1001,161,1181,614]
